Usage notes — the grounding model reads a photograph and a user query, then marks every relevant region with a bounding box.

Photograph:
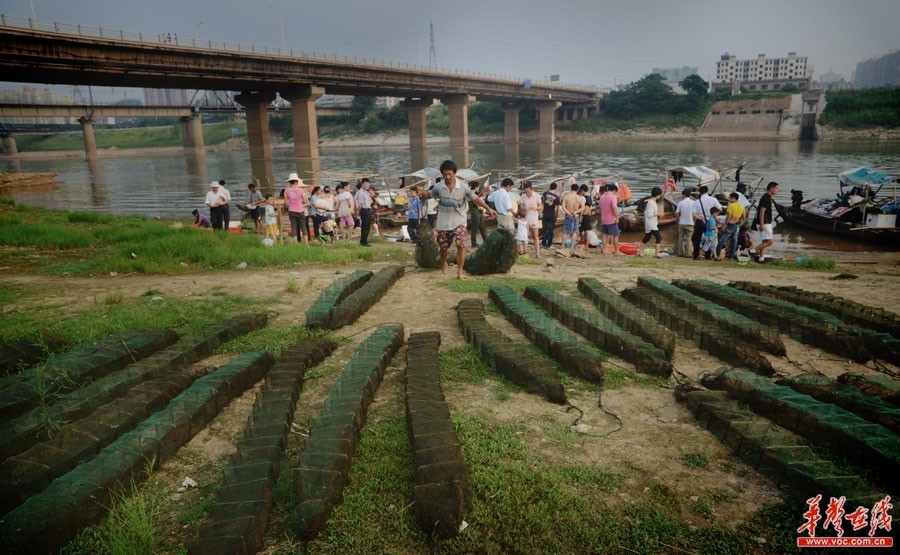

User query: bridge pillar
[235,91,276,189]
[502,104,522,144]
[78,117,98,159]
[284,85,325,179]
[1,135,17,156]
[180,113,205,156]
[442,94,475,150]
[400,98,432,152]
[535,101,561,143]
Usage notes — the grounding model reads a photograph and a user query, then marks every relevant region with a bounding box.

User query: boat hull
[775,201,900,246]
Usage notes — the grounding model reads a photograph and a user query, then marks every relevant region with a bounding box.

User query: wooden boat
[774,167,900,245]
[618,194,679,232]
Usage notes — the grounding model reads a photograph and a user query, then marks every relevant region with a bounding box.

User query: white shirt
[206,189,224,207]
[675,197,695,225]
[337,191,354,217]
[265,204,277,225]
[692,194,723,221]
[488,188,512,216]
[515,219,528,241]
[644,198,659,232]
[220,186,231,203]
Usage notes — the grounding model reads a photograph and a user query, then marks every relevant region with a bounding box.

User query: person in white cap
[283,172,308,243]
[205,181,226,230]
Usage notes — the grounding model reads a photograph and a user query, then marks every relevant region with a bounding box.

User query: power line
[428,22,437,69]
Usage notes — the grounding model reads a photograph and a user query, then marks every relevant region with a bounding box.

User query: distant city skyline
[0,0,897,101]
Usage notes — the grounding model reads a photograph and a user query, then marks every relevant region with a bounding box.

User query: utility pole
[428,22,437,69]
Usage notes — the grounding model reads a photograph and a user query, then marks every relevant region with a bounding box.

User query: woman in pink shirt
[283,172,308,243]
[521,182,542,258]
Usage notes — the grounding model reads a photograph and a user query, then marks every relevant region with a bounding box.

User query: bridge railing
[0,13,598,94]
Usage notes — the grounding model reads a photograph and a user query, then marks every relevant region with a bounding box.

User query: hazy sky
[1,0,898,99]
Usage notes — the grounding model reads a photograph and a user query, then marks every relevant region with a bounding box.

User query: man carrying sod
[421,159,497,280]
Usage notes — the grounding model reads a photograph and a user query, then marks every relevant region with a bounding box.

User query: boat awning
[668,166,720,185]
[681,166,720,185]
[406,167,484,182]
[839,167,897,188]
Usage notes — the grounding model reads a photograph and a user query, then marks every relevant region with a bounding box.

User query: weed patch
[215,324,336,357]
[683,452,710,469]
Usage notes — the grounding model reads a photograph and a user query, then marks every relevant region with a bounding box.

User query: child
[406,186,422,244]
[701,206,721,260]
[737,224,753,257]
[319,216,336,243]
[264,195,278,240]
[515,210,528,255]
[191,209,211,229]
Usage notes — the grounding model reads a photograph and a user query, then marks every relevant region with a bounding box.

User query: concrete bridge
[0,14,601,185]
[0,103,203,158]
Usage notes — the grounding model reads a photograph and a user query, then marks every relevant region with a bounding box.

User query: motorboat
[774,167,900,245]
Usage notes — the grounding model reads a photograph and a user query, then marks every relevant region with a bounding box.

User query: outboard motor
[790,189,804,210]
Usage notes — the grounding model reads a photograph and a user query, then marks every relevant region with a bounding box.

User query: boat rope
[564,395,623,438]
[871,359,899,379]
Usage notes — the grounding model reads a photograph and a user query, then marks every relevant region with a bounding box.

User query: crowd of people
[193,161,779,265]
[194,172,392,247]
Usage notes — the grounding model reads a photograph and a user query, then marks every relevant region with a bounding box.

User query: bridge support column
[443,94,475,150]
[535,101,561,143]
[400,98,431,152]
[180,113,205,156]
[284,85,325,179]
[502,104,521,144]
[1,135,17,156]
[235,91,276,189]
[79,117,98,159]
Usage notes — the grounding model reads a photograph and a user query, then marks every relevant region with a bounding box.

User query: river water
[3,139,899,256]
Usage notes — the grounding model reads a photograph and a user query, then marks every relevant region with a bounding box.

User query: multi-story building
[143,88,198,106]
[853,50,900,89]
[0,86,79,125]
[816,71,852,92]
[651,66,700,94]
[713,52,813,93]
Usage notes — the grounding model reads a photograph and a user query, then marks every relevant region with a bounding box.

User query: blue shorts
[602,223,620,237]
[563,216,580,235]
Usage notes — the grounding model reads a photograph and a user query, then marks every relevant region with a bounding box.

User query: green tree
[601,74,678,119]
[381,104,408,129]
[780,84,799,93]
[350,96,377,121]
[680,74,709,98]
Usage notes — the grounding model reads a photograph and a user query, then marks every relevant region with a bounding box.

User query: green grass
[682,452,709,469]
[765,257,837,271]
[285,277,300,294]
[15,123,247,152]
[439,346,492,384]
[0,286,264,346]
[602,366,669,390]
[215,324,337,357]
[63,460,161,555]
[0,203,406,276]
[297,412,776,554]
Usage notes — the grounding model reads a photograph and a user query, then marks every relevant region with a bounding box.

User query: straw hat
[209,181,220,188]
[287,172,304,184]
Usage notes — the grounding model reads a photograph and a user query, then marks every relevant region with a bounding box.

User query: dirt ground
[4,242,898,551]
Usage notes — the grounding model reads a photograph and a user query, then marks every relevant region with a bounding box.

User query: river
[3,139,899,256]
